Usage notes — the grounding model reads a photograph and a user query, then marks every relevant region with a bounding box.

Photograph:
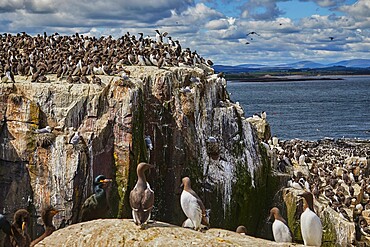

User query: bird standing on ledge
[2,209,31,247]
[269,207,293,243]
[30,206,60,246]
[236,225,247,235]
[298,191,322,246]
[129,162,155,229]
[180,177,210,231]
[79,175,112,222]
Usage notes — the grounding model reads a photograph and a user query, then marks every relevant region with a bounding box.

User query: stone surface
[36,219,302,247]
[0,66,275,242]
[283,188,356,246]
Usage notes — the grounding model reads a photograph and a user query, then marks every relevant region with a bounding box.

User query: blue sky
[0,0,368,65]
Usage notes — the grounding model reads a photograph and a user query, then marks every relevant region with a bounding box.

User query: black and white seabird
[30,206,60,246]
[298,192,322,246]
[69,131,80,145]
[269,207,293,243]
[129,162,155,229]
[180,177,210,231]
[79,175,112,222]
[35,126,52,134]
[145,135,153,150]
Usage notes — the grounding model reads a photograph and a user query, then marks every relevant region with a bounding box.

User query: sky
[0,0,369,65]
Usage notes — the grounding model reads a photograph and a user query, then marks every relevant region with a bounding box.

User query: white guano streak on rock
[50,136,72,222]
[242,120,259,188]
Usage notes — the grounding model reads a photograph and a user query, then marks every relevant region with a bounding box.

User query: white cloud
[240,0,285,20]
[300,0,345,8]
[338,0,370,22]
[205,19,230,30]
[0,0,369,65]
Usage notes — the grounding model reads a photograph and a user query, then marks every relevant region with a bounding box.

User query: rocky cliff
[0,66,275,241]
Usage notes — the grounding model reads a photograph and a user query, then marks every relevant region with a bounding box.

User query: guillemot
[269,207,293,243]
[298,192,322,246]
[180,177,209,231]
[129,162,155,229]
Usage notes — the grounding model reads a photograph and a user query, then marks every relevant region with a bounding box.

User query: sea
[226,75,370,141]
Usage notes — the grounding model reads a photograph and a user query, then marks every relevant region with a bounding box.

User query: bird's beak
[180,182,184,188]
[22,221,27,233]
[100,179,113,183]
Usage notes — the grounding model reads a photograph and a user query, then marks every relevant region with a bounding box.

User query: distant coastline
[229,76,344,82]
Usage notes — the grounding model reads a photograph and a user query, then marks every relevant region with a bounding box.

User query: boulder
[36,219,301,247]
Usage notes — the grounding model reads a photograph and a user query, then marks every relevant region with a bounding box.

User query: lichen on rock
[1,65,277,243]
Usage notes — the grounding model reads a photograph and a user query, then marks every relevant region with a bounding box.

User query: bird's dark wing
[0,214,11,235]
[142,187,154,211]
[4,224,31,247]
[187,189,206,213]
[129,187,142,210]
[80,194,98,222]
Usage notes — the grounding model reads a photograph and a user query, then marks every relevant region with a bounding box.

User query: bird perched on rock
[182,209,210,230]
[34,125,52,134]
[79,175,112,222]
[236,225,247,235]
[298,192,322,246]
[129,162,155,229]
[69,131,80,145]
[30,206,60,246]
[144,135,153,161]
[180,177,210,231]
[5,69,16,83]
[358,215,370,237]
[269,207,293,243]
[3,209,31,247]
[144,135,153,150]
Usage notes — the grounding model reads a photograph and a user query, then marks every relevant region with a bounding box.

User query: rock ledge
[36,219,300,247]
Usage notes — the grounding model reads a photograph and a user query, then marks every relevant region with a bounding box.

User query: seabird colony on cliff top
[0,31,214,84]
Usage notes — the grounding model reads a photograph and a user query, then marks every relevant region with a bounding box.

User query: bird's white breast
[180,190,202,220]
[300,208,322,246]
[272,220,292,243]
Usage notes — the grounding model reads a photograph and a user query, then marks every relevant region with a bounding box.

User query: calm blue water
[227,76,370,140]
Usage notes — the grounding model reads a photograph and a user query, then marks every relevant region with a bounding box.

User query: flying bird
[154,30,168,43]
[79,175,112,222]
[246,31,260,37]
[129,162,155,229]
[329,37,334,41]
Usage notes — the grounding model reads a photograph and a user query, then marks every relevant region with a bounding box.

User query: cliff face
[0,66,272,239]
